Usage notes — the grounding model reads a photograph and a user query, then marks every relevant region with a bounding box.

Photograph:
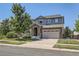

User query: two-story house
[30,15,64,39]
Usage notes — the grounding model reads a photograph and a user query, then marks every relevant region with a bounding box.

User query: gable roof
[35,16,46,19]
[30,21,42,28]
[44,15,64,18]
[34,14,64,20]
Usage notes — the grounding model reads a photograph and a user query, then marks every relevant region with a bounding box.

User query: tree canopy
[11,3,32,33]
[75,19,79,32]
[63,26,72,38]
[0,3,32,37]
[0,18,10,35]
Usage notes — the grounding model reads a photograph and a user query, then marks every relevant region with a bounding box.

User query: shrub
[0,35,5,39]
[16,33,31,41]
[23,34,31,39]
[6,31,18,38]
[31,36,40,41]
[16,36,31,41]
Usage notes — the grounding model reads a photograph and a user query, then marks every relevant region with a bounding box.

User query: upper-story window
[48,19,51,24]
[51,19,55,24]
[58,18,62,23]
[46,20,48,25]
[55,18,58,23]
[39,21,42,24]
[58,18,63,24]
[45,19,51,25]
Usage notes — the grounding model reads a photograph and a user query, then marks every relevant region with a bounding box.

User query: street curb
[51,48,79,52]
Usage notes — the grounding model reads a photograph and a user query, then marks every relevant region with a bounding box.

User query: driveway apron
[21,39,58,49]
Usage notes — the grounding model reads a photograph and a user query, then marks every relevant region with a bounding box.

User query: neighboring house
[30,15,64,39]
[73,31,79,39]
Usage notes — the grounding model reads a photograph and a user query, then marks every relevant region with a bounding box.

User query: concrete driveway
[21,39,58,49]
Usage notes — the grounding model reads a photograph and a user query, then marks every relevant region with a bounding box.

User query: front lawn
[57,39,79,44]
[0,38,32,45]
[54,39,79,50]
[0,40,26,45]
[54,44,79,50]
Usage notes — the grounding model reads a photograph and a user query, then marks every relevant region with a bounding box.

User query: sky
[0,3,79,30]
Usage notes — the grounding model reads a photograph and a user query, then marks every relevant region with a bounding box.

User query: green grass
[57,39,79,44]
[0,40,26,45]
[54,44,79,50]
[0,35,32,45]
[0,38,32,45]
[54,39,79,50]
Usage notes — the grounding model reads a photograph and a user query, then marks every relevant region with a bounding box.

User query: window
[55,18,58,23]
[39,21,42,24]
[46,19,51,25]
[48,19,51,24]
[58,18,63,24]
[51,19,55,24]
[46,20,48,25]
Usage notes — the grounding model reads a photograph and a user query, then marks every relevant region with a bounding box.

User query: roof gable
[30,21,41,28]
[35,16,46,20]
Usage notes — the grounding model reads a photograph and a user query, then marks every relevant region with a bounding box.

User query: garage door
[42,29,60,39]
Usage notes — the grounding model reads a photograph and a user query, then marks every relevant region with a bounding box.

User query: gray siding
[35,17,64,25]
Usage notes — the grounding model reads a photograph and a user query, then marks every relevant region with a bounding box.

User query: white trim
[42,24,64,28]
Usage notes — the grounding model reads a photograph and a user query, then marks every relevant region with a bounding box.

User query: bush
[6,31,18,38]
[31,36,40,41]
[16,36,31,41]
[23,34,31,39]
[0,35,5,39]
[16,33,31,41]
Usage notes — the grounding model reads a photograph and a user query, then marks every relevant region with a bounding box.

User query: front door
[34,27,38,36]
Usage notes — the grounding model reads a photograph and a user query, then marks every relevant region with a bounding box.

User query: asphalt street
[0,45,79,56]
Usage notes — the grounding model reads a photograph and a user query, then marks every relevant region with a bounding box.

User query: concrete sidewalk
[21,39,58,49]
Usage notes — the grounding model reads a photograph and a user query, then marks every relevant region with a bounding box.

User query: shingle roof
[44,14,63,18]
[35,14,64,20]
